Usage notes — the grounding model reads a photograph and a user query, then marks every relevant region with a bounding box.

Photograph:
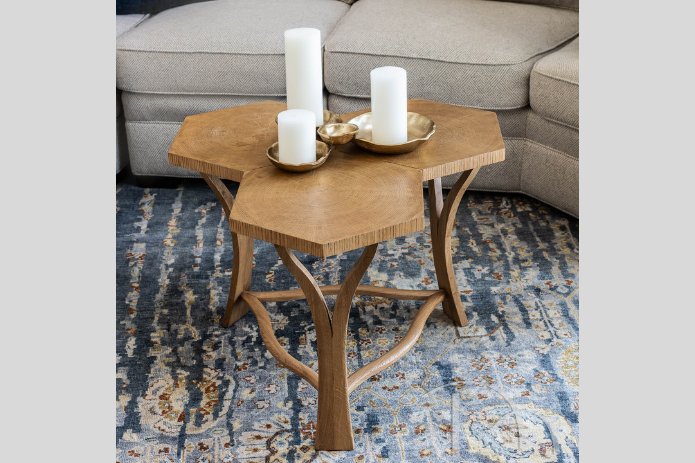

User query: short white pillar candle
[285,28,324,127]
[277,109,316,165]
[370,66,408,145]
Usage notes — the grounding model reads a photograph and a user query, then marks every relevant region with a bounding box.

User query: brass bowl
[266,141,332,172]
[347,112,436,154]
[317,123,359,145]
[322,110,343,125]
[275,110,343,126]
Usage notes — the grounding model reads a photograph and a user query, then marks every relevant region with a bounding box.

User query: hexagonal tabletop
[335,99,505,181]
[168,99,504,257]
[168,100,285,182]
[228,151,424,256]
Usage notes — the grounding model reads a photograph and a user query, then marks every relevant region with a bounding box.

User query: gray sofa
[116,13,149,173]
[116,0,579,217]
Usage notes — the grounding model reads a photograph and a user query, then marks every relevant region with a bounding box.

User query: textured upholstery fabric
[124,93,287,122]
[493,0,578,10]
[116,14,149,38]
[447,137,579,218]
[117,0,210,15]
[116,15,148,173]
[446,137,578,217]
[122,92,327,122]
[325,94,369,114]
[530,38,579,128]
[116,0,349,95]
[324,0,578,110]
[527,111,578,159]
[126,121,199,177]
[521,141,578,217]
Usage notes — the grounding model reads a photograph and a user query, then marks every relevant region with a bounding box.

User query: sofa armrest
[530,37,579,129]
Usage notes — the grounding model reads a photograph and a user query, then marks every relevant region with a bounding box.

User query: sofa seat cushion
[530,37,578,128]
[118,14,149,118]
[324,0,578,110]
[117,0,349,96]
[121,91,328,122]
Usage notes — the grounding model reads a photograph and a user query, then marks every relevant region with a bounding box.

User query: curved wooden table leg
[276,244,377,451]
[428,168,479,326]
[201,173,254,327]
[240,292,319,390]
[347,289,445,393]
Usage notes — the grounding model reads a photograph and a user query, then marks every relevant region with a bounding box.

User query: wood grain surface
[168,99,507,450]
[169,100,286,182]
[347,290,445,393]
[239,246,452,451]
[336,99,505,181]
[201,173,254,327]
[276,245,378,450]
[228,151,425,257]
[428,168,480,326]
[248,285,441,302]
[240,292,319,390]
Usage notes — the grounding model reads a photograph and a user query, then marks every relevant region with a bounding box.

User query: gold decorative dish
[347,112,436,154]
[275,110,343,126]
[266,141,332,172]
[317,123,359,145]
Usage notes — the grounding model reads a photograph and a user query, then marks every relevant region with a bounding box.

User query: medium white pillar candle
[277,109,316,164]
[370,66,408,145]
[285,28,324,127]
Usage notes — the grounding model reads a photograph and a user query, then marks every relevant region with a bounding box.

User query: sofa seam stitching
[118,32,578,65]
[324,32,578,67]
[529,111,578,130]
[532,69,579,87]
[525,139,579,163]
[328,93,529,112]
[117,48,286,56]
[117,88,288,97]
[126,120,182,125]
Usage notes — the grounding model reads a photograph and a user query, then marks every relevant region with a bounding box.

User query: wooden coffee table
[168,99,504,450]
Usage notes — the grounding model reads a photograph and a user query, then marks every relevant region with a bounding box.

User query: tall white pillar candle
[370,66,408,145]
[285,28,324,127]
[277,109,316,164]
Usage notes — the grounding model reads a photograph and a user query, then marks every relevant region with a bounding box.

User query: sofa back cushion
[117,0,350,95]
[324,0,578,110]
[117,0,212,15]
[494,0,578,10]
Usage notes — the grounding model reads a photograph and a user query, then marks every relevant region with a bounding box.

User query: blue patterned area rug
[116,181,579,463]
